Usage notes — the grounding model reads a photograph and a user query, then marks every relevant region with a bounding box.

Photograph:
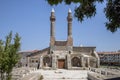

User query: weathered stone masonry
[27,9,100,69]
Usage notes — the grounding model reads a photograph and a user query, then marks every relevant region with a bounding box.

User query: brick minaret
[50,8,55,46]
[67,9,73,46]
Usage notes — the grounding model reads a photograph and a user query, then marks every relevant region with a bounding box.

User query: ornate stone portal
[27,9,100,69]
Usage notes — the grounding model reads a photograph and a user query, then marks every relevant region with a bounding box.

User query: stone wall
[88,68,120,80]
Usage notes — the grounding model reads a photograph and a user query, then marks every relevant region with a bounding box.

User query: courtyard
[20,69,88,80]
[36,69,88,80]
[10,67,120,80]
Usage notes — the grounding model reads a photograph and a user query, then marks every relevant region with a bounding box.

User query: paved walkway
[21,69,88,80]
[12,67,120,80]
[36,69,88,80]
[21,72,40,80]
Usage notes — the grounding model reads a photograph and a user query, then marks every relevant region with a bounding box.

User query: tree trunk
[6,73,9,80]
[6,72,12,80]
[0,71,5,80]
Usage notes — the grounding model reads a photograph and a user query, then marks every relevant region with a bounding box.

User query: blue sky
[0,0,120,52]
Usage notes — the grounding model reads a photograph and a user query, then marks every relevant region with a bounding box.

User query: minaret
[50,8,55,46]
[67,9,73,46]
[67,9,72,37]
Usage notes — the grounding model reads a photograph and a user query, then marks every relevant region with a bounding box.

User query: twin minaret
[50,8,73,46]
[67,9,72,37]
[50,9,55,37]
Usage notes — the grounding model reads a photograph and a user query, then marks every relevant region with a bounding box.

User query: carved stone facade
[27,9,100,69]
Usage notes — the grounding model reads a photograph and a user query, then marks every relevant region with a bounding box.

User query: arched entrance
[58,59,65,69]
[43,56,51,67]
[71,57,81,67]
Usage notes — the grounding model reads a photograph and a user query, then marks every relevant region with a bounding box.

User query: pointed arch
[71,57,81,67]
[43,56,52,67]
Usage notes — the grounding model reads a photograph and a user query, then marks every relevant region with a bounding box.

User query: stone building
[18,50,39,67]
[27,9,100,69]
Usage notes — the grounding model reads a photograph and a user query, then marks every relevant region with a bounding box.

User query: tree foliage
[46,0,120,32]
[0,32,21,80]
[104,0,120,32]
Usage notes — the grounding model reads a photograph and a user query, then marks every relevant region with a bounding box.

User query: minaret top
[68,8,72,13]
[67,8,72,22]
[52,8,55,12]
[50,8,55,22]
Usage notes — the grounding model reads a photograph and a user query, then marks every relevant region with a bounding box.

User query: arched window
[71,57,80,67]
[31,60,34,63]
[36,60,38,63]
[51,51,53,54]
[69,51,71,54]
[89,58,96,67]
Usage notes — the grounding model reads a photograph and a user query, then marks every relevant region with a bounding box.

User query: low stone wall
[71,67,90,70]
[11,67,36,80]
[41,67,90,70]
[88,68,120,80]
[88,72,103,80]
[89,68,119,76]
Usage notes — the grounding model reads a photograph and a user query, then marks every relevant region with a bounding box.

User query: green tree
[0,32,21,80]
[46,0,120,32]
[0,40,6,80]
